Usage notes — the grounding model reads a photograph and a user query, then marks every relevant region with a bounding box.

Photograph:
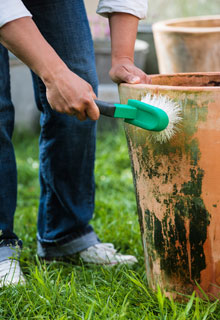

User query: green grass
[1,125,219,319]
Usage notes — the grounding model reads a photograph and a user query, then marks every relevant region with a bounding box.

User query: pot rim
[152,15,220,34]
[120,72,220,92]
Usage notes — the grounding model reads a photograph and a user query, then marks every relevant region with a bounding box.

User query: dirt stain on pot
[144,166,210,285]
[125,94,212,288]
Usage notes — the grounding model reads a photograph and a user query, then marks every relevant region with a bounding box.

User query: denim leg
[0,44,19,244]
[23,0,99,257]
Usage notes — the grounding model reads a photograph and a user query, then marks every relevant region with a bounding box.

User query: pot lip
[152,15,220,33]
[120,72,220,91]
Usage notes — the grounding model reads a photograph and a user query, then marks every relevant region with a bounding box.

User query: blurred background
[86,0,220,24]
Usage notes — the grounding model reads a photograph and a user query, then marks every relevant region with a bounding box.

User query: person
[0,0,150,286]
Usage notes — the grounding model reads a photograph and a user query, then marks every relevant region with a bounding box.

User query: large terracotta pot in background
[137,24,159,75]
[119,73,220,298]
[153,16,220,73]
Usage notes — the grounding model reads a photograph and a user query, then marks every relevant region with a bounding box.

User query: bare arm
[109,13,151,84]
[0,17,99,121]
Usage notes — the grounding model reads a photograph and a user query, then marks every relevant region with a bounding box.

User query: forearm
[108,12,150,84]
[109,13,139,66]
[0,17,66,84]
[0,17,99,120]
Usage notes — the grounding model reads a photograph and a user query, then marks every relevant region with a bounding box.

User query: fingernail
[130,76,140,83]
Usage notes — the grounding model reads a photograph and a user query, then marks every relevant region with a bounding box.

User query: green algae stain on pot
[174,170,210,282]
[187,139,201,166]
[143,165,210,285]
[145,207,190,283]
[179,168,210,280]
[180,168,204,197]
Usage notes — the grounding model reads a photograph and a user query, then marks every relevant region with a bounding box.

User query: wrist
[111,56,134,67]
[40,58,68,86]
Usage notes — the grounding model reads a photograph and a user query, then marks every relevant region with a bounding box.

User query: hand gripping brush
[95,94,182,143]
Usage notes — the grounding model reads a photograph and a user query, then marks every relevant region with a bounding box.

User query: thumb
[86,99,100,121]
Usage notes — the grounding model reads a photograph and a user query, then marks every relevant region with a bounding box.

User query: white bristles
[141,93,182,143]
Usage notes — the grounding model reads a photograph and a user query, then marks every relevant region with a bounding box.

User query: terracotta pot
[152,15,220,74]
[119,72,220,299]
[137,24,159,75]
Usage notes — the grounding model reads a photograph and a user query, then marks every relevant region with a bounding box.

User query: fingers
[122,72,141,84]
[68,94,100,121]
[109,65,135,83]
[48,93,99,121]
[120,69,151,84]
[114,67,140,83]
[76,88,99,121]
[86,91,100,121]
[85,99,100,121]
[45,69,100,121]
[75,109,87,121]
[110,63,152,84]
[75,94,99,121]
[68,97,99,122]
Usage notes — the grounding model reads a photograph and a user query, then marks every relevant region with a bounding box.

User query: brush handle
[94,99,136,119]
[95,100,116,118]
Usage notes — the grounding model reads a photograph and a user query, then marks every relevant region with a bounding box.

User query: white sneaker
[79,243,138,266]
[0,259,26,287]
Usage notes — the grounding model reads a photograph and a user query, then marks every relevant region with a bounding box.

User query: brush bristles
[141,93,182,143]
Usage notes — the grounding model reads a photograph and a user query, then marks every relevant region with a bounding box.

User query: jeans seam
[39,110,52,237]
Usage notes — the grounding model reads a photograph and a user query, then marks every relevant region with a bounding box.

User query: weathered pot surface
[153,15,220,73]
[119,72,220,299]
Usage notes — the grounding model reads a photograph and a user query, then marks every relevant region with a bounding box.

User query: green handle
[95,100,137,119]
[95,99,169,132]
[125,100,169,131]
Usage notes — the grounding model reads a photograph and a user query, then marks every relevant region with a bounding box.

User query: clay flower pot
[119,72,220,299]
[137,24,159,75]
[152,15,220,73]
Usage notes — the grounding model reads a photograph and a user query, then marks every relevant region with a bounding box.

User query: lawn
[1,124,219,319]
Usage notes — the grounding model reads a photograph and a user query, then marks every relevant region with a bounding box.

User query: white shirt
[97,0,148,20]
[0,0,148,28]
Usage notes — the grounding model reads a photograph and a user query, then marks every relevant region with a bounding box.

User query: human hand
[109,58,151,84]
[44,66,99,121]
[45,67,99,121]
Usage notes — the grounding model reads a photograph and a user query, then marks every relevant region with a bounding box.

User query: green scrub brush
[141,93,182,143]
[95,94,182,143]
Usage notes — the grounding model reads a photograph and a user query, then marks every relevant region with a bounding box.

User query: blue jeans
[0,0,100,260]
